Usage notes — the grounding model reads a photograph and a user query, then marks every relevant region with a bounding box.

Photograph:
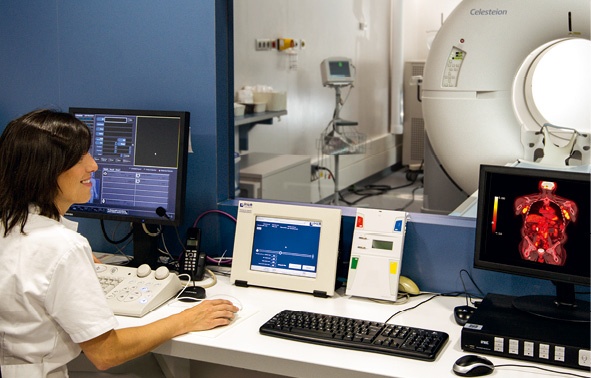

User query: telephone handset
[398,276,420,295]
[180,227,207,281]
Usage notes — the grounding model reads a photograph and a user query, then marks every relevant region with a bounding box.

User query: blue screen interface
[250,216,321,278]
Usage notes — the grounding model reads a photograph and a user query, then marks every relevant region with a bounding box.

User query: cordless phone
[180,227,206,281]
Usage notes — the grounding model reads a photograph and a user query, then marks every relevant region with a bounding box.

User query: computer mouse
[398,276,420,295]
[454,305,475,326]
[208,294,243,311]
[178,286,206,302]
[452,354,494,377]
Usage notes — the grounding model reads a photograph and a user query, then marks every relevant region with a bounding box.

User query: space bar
[289,328,336,340]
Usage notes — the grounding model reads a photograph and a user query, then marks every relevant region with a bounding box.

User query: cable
[345,180,418,206]
[206,250,233,266]
[315,165,335,183]
[383,292,462,324]
[207,266,231,277]
[187,210,237,268]
[192,209,236,228]
[395,184,424,211]
[494,364,589,378]
[100,219,133,244]
[157,232,179,271]
[459,269,485,306]
[369,293,411,305]
[173,274,203,303]
[202,268,218,288]
[142,223,161,237]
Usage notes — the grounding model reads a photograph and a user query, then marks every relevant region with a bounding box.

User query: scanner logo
[470,8,508,16]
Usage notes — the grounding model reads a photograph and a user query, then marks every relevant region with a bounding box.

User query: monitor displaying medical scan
[231,201,342,297]
[474,164,590,321]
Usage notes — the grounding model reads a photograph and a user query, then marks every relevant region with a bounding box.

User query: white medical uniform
[0,208,118,378]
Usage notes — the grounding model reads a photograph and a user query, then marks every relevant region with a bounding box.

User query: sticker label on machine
[346,209,408,301]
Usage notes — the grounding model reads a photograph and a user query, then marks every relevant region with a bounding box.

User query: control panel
[96,263,182,317]
[461,294,590,371]
[442,47,466,87]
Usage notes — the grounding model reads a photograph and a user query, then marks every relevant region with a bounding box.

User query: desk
[116,275,589,378]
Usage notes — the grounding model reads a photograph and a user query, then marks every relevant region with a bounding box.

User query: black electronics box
[461,293,590,371]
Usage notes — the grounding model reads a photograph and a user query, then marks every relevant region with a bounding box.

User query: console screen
[68,108,189,225]
[250,216,321,278]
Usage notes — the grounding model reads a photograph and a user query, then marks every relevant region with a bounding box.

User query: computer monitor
[320,57,354,86]
[474,164,590,322]
[68,107,190,267]
[230,200,342,297]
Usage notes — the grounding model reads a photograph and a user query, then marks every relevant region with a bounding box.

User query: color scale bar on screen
[491,196,499,233]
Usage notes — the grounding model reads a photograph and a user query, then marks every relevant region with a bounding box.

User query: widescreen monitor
[68,107,190,267]
[474,164,590,322]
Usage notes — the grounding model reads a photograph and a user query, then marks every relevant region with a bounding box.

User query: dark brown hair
[0,109,91,236]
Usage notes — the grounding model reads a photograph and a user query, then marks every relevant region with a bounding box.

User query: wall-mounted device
[346,208,408,301]
[320,57,354,87]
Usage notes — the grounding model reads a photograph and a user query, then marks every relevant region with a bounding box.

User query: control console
[461,293,590,371]
[96,263,182,317]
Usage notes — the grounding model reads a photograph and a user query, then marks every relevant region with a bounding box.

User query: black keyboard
[260,310,449,361]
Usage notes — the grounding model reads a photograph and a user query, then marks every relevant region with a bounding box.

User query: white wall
[402,0,462,61]
[234,0,461,200]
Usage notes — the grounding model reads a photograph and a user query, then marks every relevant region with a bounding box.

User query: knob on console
[155,266,170,280]
[137,264,152,278]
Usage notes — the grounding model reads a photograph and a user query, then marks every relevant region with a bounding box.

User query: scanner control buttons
[442,47,466,88]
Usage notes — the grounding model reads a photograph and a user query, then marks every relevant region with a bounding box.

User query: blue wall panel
[0,1,61,122]
[0,0,226,255]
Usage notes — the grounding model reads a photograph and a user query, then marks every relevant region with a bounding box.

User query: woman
[0,109,238,377]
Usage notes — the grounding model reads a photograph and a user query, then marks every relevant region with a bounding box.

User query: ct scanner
[421,0,591,195]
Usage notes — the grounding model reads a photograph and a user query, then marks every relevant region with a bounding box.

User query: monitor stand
[512,282,590,323]
[131,223,160,269]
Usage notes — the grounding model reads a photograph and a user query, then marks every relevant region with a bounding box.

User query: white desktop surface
[116,275,589,378]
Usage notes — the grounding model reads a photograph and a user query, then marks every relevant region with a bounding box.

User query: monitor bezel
[320,57,354,86]
[67,107,190,227]
[230,200,342,297]
[474,164,590,287]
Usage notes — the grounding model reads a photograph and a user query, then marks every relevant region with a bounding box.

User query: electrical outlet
[255,38,272,51]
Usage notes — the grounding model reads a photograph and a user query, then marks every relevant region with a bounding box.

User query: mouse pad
[115,300,258,338]
[169,300,258,338]
[189,307,258,338]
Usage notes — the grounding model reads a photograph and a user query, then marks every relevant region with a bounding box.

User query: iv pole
[322,83,358,205]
